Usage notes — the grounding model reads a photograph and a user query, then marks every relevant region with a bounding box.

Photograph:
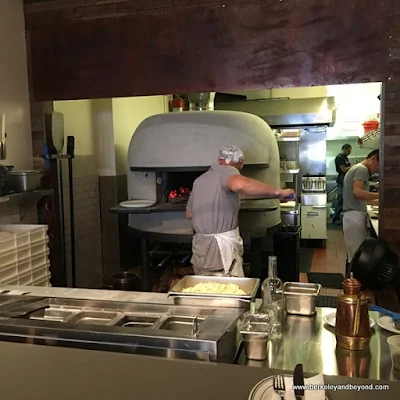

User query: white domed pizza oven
[127,110,281,236]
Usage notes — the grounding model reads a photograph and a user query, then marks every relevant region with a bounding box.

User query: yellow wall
[0,0,32,169]
[53,96,169,174]
[112,96,169,175]
[53,100,95,156]
[92,99,116,177]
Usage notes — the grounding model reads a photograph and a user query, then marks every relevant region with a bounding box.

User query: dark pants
[332,183,343,222]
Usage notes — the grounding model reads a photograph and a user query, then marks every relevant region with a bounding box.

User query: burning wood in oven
[168,187,191,204]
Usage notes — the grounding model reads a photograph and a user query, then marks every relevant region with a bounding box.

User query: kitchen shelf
[42,154,74,160]
[110,202,278,215]
[277,136,300,214]
[326,136,361,141]
[0,189,54,205]
[130,163,269,172]
[301,189,326,193]
[276,137,300,142]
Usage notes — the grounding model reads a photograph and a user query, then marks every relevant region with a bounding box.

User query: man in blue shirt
[332,144,352,224]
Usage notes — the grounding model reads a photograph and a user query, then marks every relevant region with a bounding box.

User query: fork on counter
[273,374,286,400]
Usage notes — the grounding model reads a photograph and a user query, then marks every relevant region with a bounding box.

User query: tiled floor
[300,224,347,297]
[299,224,400,309]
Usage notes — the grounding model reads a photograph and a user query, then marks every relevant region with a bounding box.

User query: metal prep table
[0,287,244,364]
[0,285,398,382]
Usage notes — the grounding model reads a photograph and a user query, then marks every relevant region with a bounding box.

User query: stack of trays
[0,225,51,287]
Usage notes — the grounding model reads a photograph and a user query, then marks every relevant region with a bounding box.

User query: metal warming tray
[283,282,321,316]
[0,296,244,363]
[168,276,260,309]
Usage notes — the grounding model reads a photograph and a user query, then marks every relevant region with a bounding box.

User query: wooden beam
[25,0,392,101]
[24,0,245,23]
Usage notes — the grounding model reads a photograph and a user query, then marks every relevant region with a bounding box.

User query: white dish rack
[0,225,51,287]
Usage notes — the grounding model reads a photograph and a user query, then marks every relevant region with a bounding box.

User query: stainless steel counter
[1,340,399,400]
[0,285,174,304]
[237,307,400,382]
[0,285,399,382]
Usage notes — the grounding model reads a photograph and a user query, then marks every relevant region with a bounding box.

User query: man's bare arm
[353,180,379,201]
[339,165,351,173]
[226,175,294,201]
[186,193,193,219]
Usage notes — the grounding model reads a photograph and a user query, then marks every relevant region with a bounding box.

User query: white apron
[342,210,370,262]
[201,227,244,277]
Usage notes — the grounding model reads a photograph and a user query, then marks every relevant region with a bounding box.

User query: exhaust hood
[215,96,336,127]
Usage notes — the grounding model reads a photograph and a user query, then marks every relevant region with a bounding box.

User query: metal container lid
[342,273,361,295]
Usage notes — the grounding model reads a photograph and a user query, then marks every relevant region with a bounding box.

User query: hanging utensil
[228,258,237,275]
[45,112,64,154]
[201,258,238,277]
[0,113,6,160]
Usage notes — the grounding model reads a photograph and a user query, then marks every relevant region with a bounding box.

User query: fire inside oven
[156,171,205,204]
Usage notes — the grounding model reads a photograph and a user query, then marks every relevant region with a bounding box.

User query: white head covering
[218,144,244,165]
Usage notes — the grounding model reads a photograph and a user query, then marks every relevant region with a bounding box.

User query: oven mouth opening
[168,187,191,204]
[156,171,203,204]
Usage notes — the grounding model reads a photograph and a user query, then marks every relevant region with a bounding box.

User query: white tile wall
[0,199,39,225]
[61,155,103,288]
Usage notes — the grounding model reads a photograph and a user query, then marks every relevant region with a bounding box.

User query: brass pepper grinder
[335,273,371,351]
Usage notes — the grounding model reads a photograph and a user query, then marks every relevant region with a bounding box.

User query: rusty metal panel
[26,0,391,101]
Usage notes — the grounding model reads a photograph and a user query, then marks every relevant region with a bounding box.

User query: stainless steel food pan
[283,282,321,316]
[168,275,260,299]
[169,276,259,309]
[243,334,268,360]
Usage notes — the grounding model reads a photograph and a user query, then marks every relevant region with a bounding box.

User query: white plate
[323,312,375,328]
[280,201,296,208]
[377,316,400,334]
[119,200,156,208]
[248,374,329,400]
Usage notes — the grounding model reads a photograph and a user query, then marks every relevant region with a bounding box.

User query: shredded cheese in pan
[182,282,245,295]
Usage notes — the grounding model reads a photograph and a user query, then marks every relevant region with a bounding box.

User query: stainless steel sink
[68,311,119,325]
[158,316,205,335]
[114,314,160,328]
[28,308,77,322]
[0,294,45,310]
